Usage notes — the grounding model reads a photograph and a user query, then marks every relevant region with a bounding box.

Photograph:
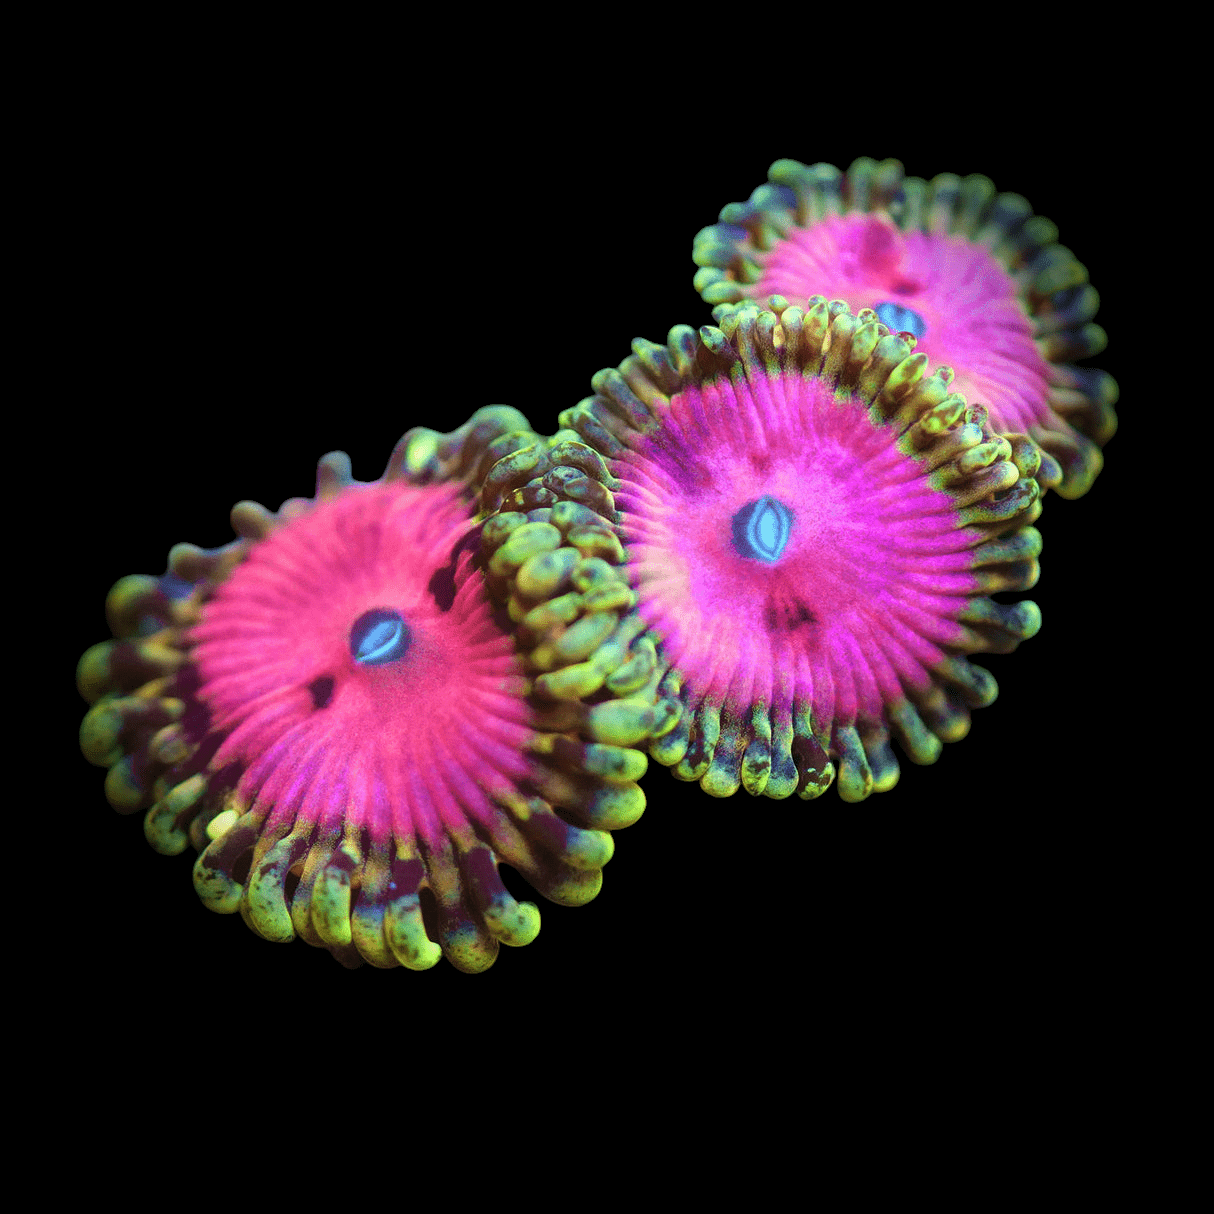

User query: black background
[62,109,1132,1019]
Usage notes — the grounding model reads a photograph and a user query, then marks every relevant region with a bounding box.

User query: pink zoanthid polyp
[486,299,1046,803]
[616,366,1003,728]
[757,213,1050,441]
[693,157,1118,500]
[78,409,663,972]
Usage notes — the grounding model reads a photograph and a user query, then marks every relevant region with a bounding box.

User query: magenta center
[754,211,1052,435]
[613,371,976,716]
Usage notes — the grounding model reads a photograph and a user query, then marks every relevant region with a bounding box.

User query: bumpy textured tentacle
[483,299,1044,802]
[390,404,537,491]
[479,493,680,752]
[692,157,1116,499]
[79,406,658,972]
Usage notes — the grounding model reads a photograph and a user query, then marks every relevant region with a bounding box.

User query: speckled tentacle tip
[692,156,1117,499]
[487,299,1045,802]
[78,406,659,972]
[476,445,680,752]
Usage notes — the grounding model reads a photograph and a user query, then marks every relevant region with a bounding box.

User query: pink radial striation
[549,299,1045,801]
[692,157,1118,499]
[755,213,1052,441]
[79,409,654,973]
[191,480,533,875]
[614,369,978,734]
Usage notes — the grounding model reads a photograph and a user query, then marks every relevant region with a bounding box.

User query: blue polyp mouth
[731,496,793,563]
[874,301,927,339]
[349,607,412,665]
